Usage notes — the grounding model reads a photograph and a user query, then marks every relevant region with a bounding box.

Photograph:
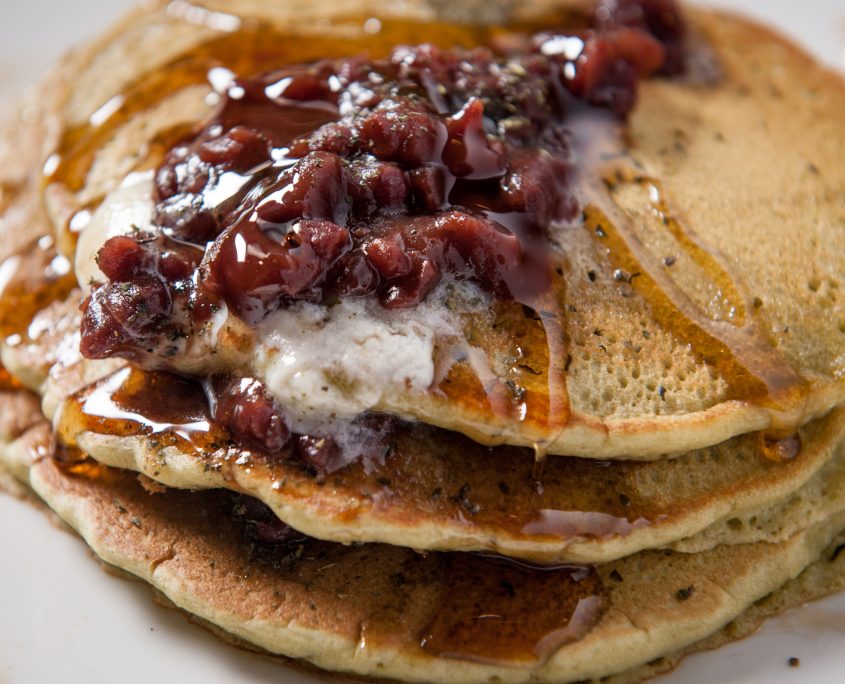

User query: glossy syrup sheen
[54,456,607,666]
[56,363,820,563]
[568,110,810,436]
[45,13,583,194]
[48,9,592,443]
[38,1,809,449]
[57,366,663,541]
[0,236,76,339]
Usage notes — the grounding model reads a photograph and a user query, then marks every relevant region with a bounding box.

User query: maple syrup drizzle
[418,555,605,665]
[0,364,23,393]
[26,0,809,454]
[0,235,75,339]
[638,177,748,326]
[43,17,529,195]
[81,367,212,441]
[48,455,609,665]
[58,366,665,551]
[569,111,809,436]
[57,365,219,454]
[45,9,581,442]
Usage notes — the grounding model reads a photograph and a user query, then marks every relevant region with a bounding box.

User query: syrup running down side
[570,115,810,435]
[56,363,828,563]
[72,0,697,453]
[52,456,608,667]
[0,0,813,458]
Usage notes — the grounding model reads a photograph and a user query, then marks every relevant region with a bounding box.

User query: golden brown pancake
[50,360,845,563]
[0,0,842,460]
[1,1,844,682]
[2,361,844,681]
[26,454,845,684]
[5,430,844,684]
[5,286,844,563]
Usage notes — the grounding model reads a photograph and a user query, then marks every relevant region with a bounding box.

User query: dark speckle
[663,255,677,267]
[788,657,800,668]
[676,585,695,601]
[455,484,481,515]
[522,305,541,321]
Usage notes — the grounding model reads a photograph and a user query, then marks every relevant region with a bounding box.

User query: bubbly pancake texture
[0,0,839,459]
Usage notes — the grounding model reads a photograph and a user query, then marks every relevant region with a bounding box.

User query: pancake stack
[1,0,844,681]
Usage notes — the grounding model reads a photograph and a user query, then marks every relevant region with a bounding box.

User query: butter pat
[75,170,155,291]
[253,297,450,425]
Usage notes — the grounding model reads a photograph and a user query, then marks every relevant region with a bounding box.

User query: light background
[0,1,844,683]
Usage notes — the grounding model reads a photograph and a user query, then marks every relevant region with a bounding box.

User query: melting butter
[75,170,155,291]
[75,171,490,426]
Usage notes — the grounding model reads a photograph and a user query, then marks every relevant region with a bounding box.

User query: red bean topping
[204,218,351,323]
[81,0,687,387]
[442,99,506,179]
[231,494,304,545]
[210,376,290,452]
[96,235,150,281]
[255,151,348,225]
[197,125,271,172]
[595,0,687,75]
[560,28,665,113]
[80,274,173,359]
[365,234,413,280]
[295,434,341,481]
[347,158,409,217]
[408,165,447,212]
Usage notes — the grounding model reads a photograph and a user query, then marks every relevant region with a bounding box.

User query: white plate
[1,1,844,682]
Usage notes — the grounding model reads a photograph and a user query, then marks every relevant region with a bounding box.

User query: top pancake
[2,0,844,458]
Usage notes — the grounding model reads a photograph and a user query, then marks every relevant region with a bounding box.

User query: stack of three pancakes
[1,1,844,681]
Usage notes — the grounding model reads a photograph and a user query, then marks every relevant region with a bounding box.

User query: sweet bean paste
[80,0,687,455]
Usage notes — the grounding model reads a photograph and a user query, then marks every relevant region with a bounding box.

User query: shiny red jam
[80,0,686,450]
